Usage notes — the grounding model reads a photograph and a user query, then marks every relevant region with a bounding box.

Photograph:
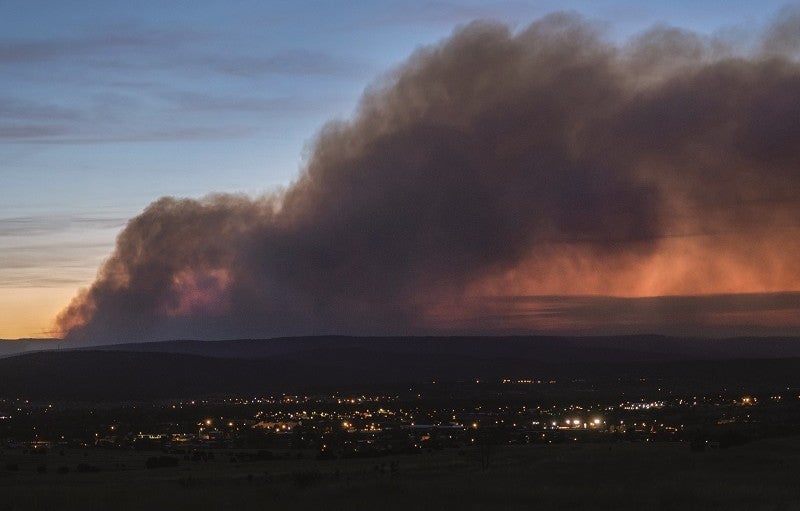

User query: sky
[1,1,798,341]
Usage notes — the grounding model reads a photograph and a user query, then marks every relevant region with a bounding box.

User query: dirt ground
[2,437,800,510]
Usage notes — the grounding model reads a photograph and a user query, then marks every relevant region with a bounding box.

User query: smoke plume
[57,13,800,343]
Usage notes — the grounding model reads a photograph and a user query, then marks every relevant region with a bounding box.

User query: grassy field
[2,438,800,510]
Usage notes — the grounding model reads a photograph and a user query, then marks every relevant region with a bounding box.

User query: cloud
[0,98,82,121]
[1,27,363,81]
[200,49,366,78]
[360,1,544,28]
[0,21,365,146]
[157,90,340,115]
[0,215,123,289]
[761,5,800,57]
[454,293,800,337]
[0,215,125,237]
[56,13,800,343]
[0,25,205,65]
[0,125,66,139]
[1,125,258,144]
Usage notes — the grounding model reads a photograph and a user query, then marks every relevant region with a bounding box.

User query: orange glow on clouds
[164,267,232,316]
[471,231,800,299]
[424,229,800,335]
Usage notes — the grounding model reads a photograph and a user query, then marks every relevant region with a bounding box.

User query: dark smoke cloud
[58,13,800,343]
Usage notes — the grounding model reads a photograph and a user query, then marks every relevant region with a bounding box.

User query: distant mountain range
[1,335,800,400]
[0,338,60,358]
[74,334,800,361]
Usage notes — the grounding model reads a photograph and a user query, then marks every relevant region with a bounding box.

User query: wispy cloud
[0,214,122,289]
[157,90,341,114]
[357,0,545,28]
[0,215,125,237]
[0,22,358,146]
[0,25,206,65]
[0,98,82,121]
[199,49,366,78]
[0,125,66,139]
[1,24,362,78]
[0,124,257,144]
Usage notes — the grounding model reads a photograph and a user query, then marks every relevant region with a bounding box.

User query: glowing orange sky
[0,287,77,339]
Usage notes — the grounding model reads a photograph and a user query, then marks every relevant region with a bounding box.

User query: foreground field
[2,438,800,510]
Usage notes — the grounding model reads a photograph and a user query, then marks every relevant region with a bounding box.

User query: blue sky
[0,0,794,337]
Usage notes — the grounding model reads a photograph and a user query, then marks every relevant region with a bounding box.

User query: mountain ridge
[2,335,800,400]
